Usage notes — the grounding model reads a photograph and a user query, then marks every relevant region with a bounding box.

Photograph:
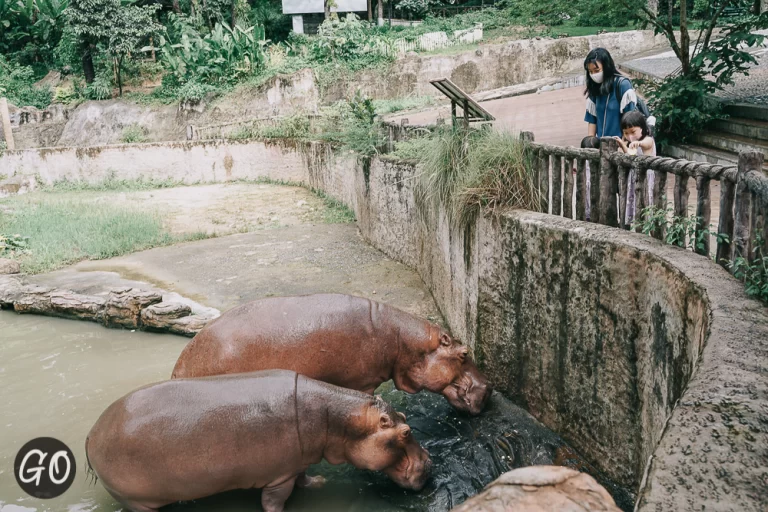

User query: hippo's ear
[439,332,452,347]
[379,412,395,429]
[397,411,406,421]
[398,424,411,440]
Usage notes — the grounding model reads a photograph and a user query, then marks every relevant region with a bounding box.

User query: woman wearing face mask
[583,48,637,138]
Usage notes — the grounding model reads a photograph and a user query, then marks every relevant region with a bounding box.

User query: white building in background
[282,0,368,34]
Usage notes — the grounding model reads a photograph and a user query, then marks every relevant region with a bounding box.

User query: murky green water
[0,311,633,511]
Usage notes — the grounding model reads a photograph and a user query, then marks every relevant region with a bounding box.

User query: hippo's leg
[295,472,327,489]
[260,476,298,512]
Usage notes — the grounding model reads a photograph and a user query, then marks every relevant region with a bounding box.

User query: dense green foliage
[628,1,767,146]
[0,54,53,108]
[730,242,768,305]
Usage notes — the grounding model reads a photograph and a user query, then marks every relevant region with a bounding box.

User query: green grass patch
[373,96,436,115]
[389,137,435,161]
[413,127,541,226]
[120,124,149,144]
[312,189,356,224]
[0,194,207,274]
[548,24,635,37]
[43,174,187,193]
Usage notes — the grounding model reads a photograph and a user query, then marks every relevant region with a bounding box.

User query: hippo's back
[171,294,422,385]
[86,370,302,504]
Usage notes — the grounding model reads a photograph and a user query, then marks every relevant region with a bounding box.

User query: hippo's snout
[386,446,432,491]
[467,381,493,416]
[403,450,433,491]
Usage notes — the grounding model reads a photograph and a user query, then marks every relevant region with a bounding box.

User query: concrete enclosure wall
[348,158,767,510]
[324,30,670,101]
[2,139,766,510]
[0,139,310,185]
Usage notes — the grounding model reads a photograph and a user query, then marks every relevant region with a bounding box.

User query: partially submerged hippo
[86,370,431,512]
[171,293,492,415]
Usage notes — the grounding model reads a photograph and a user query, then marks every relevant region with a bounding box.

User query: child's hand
[629,141,640,150]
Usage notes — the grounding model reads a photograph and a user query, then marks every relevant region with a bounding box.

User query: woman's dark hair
[620,111,649,140]
[580,136,600,149]
[584,48,620,99]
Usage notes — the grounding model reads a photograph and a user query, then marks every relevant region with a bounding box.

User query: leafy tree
[619,0,768,144]
[107,2,161,95]
[67,0,160,91]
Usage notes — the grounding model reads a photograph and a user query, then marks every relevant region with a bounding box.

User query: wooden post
[539,150,550,214]
[589,158,600,222]
[716,177,736,267]
[618,164,630,229]
[694,175,711,256]
[451,101,457,129]
[519,131,534,142]
[673,174,690,247]
[0,97,14,151]
[576,158,587,221]
[463,99,469,130]
[733,151,763,265]
[633,164,647,232]
[750,195,763,262]
[552,155,562,216]
[651,171,668,240]
[598,137,619,227]
[564,157,574,219]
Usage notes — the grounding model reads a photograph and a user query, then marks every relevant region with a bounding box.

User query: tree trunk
[647,0,658,15]
[368,0,372,21]
[117,56,123,97]
[679,0,690,76]
[325,0,331,18]
[172,0,181,14]
[377,0,384,26]
[82,44,95,84]
[231,0,237,27]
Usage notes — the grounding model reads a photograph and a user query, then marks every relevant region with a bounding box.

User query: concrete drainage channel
[1,139,767,511]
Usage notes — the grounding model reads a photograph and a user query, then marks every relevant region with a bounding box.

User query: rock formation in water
[451,466,621,512]
[0,275,218,337]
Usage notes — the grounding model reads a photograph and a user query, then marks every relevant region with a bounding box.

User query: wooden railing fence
[520,131,768,272]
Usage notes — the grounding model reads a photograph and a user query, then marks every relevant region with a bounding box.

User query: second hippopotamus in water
[86,370,431,512]
[172,293,491,415]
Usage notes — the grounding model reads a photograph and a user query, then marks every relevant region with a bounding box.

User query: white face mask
[590,71,604,84]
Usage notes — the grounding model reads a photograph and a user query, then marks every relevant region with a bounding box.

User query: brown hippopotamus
[171,293,491,415]
[86,370,431,512]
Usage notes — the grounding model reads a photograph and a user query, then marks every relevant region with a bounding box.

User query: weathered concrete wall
[3,139,766,510]
[0,139,310,185]
[311,154,768,510]
[325,30,670,101]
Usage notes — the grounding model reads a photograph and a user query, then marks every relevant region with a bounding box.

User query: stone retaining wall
[2,139,766,510]
[312,154,768,510]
